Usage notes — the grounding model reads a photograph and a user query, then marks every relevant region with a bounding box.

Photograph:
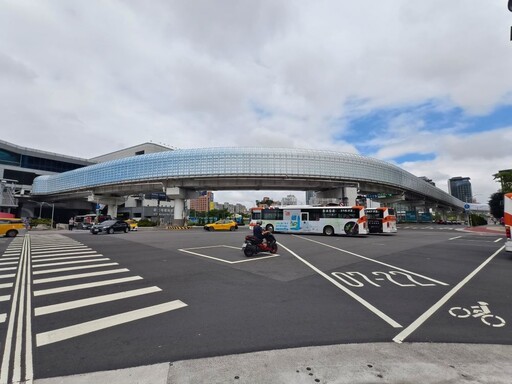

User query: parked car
[203,219,238,231]
[125,219,138,231]
[0,218,26,237]
[90,220,130,235]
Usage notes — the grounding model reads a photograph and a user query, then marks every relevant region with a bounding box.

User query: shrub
[469,214,488,226]
[137,219,157,227]
[29,218,52,227]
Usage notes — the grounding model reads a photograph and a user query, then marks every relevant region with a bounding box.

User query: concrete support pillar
[173,199,185,225]
[103,198,125,218]
[165,187,199,226]
[88,194,125,219]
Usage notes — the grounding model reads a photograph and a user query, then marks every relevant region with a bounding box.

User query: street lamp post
[49,203,54,229]
[41,202,55,229]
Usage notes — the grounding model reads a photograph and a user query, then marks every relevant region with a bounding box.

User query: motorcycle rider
[253,220,272,244]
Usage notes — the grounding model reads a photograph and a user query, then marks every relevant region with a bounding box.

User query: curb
[461,226,505,235]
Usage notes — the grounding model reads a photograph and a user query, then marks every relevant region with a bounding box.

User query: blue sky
[1,1,511,207]
[340,103,512,162]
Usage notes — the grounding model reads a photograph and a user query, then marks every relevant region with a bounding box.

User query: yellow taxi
[125,219,139,231]
[0,218,26,237]
[203,219,238,231]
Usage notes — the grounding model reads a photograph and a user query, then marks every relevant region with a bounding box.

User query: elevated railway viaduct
[31,147,465,224]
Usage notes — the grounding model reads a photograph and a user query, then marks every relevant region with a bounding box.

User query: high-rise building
[448,177,473,202]
[281,194,298,205]
[190,191,214,212]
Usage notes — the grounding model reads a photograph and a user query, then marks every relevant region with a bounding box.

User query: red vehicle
[242,234,278,257]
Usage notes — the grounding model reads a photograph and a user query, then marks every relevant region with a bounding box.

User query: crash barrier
[166,226,193,230]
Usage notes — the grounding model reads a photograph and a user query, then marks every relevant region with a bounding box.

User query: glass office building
[448,177,473,203]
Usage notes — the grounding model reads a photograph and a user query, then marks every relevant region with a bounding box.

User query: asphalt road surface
[0,226,510,382]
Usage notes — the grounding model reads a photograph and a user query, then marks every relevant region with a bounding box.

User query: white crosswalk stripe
[0,233,187,383]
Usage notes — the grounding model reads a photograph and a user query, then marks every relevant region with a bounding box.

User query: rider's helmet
[256,220,263,225]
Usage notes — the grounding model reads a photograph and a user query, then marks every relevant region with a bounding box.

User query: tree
[493,169,512,193]
[256,197,274,207]
[489,192,504,219]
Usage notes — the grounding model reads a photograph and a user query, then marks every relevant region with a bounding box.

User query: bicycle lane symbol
[449,301,506,328]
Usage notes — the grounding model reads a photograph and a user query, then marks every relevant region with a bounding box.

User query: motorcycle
[242,233,278,257]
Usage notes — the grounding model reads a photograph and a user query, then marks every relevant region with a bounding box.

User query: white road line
[278,242,402,329]
[32,262,119,275]
[0,283,13,289]
[13,245,27,383]
[494,238,503,243]
[0,274,16,279]
[30,245,83,250]
[35,286,162,316]
[0,295,10,301]
[0,257,20,261]
[34,276,143,296]
[0,267,17,271]
[449,236,462,240]
[33,268,129,284]
[25,238,33,382]
[178,249,238,263]
[392,245,506,344]
[178,248,279,263]
[0,261,19,266]
[33,258,110,268]
[36,300,188,346]
[32,251,98,258]
[31,245,90,251]
[32,244,91,254]
[0,314,6,323]
[0,234,32,384]
[0,237,25,384]
[31,254,104,263]
[181,245,232,250]
[230,255,280,263]
[295,235,449,286]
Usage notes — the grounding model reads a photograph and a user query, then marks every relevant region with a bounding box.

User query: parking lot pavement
[35,343,512,384]
[2,229,510,383]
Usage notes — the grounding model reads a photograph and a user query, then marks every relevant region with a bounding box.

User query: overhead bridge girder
[165,177,356,191]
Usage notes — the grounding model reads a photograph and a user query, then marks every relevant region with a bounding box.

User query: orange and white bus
[366,207,397,234]
[250,205,368,236]
[505,193,512,252]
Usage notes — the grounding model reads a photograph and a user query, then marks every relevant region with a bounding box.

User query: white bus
[505,192,512,252]
[250,205,368,236]
[366,207,397,234]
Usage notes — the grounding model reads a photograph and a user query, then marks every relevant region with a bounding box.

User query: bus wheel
[266,224,274,232]
[323,226,334,236]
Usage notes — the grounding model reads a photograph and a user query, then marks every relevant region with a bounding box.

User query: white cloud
[1,1,511,205]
